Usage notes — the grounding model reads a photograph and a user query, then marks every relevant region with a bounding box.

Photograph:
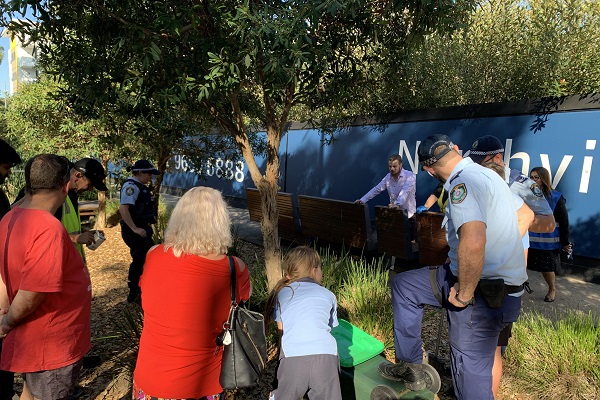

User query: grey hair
[163,186,232,257]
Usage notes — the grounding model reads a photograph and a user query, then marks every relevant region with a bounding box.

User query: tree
[2,0,475,288]
[374,0,600,110]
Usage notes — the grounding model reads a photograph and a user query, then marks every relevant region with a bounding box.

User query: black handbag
[218,256,267,389]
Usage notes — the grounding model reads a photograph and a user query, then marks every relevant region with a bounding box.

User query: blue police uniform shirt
[273,280,339,357]
[504,165,552,215]
[504,166,552,250]
[443,158,527,287]
[120,178,142,206]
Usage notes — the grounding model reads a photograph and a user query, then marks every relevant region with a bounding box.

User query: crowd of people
[0,133,571,400]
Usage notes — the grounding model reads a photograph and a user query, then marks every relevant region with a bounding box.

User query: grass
[323,250,395,351]
[503,310,600,399]
[151,198,172,244]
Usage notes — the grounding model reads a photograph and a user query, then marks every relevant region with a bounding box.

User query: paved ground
[161,193,600,320]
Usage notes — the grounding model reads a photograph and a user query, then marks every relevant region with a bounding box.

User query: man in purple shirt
[355,154,416,218]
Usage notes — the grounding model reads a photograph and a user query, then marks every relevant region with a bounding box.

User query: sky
[0,36,10,96]
[1,9,36,97]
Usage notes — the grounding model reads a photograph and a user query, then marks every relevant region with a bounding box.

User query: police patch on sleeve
[450,183,467,204]
[530,183,543,198]
[515,175,528,183]
[125,186,135,196]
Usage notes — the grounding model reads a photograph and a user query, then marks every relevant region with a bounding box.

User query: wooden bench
[374,206,418,260]
[79,200,99,218]
[297,195,375,250]
[245,188,301,242]
[416,212,449,266]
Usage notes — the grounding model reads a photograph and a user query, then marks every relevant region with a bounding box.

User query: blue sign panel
[164,108,599,258]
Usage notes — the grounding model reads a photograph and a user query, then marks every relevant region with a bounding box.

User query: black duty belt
[505,283,525,294]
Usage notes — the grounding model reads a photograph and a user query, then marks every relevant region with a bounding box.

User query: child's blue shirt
[273,279,339,357]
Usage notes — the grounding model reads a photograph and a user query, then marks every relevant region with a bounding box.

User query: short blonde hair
[163,186,232,257]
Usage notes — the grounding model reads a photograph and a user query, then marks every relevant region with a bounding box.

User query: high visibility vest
[63,196,86,263]
[529,190,562,251]
[437,188,448,213]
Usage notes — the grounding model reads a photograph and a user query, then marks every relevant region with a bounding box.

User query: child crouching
[266,246,342,400]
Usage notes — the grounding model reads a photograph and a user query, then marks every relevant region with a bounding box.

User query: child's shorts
[270,354,341,400]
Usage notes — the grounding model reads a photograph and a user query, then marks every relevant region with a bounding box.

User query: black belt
[505,284,524,294]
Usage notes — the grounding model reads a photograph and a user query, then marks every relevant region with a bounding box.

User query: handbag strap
[228,256,236,304]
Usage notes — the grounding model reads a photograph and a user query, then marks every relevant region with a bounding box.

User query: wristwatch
[455,292,475,306]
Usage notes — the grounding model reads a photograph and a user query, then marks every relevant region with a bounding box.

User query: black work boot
[378,361,426,391]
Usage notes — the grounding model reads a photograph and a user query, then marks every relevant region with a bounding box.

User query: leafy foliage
[377,0,600,111]
[2,76,105,161]
[0,0,475,288]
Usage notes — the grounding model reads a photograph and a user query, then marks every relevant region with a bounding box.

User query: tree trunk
[230,122,283,290]
[257,178,282,290]
[95,153,110,229]
[226,91,290,290]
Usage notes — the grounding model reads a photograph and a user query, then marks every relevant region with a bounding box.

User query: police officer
[469,135,555,396]
[469,135,555,232]
[380,135,532,400]
[120,160,159,304]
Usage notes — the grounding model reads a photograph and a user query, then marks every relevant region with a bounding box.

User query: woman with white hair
[132,187,251,400]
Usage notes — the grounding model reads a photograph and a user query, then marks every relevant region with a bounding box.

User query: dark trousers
[0,341,14,400]
[120,222,154,295]
[391,264,521,400]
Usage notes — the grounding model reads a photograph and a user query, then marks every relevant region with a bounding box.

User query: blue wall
[162,107,600,258]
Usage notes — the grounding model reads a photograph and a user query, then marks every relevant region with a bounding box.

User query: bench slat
[374,206,417,260]
[417,212,449,266]
[297,195,373,250]
[245,188,301,242]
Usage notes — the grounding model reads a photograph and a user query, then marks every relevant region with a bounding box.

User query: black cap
[132,159,160,175]
[418,135,455,170]
[469,135,504,164]
[74,158,108,191]
[0,139,22,166]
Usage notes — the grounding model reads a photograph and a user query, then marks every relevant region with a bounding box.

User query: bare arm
[423,194,438,209]
[119,204,147,237]
[0,278,8,310]
[516,203,535,238]
[448,221,486,307]
[528,213,555,233]
[0,290,46,336]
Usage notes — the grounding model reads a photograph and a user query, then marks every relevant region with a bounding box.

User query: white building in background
[1,26,39,95]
